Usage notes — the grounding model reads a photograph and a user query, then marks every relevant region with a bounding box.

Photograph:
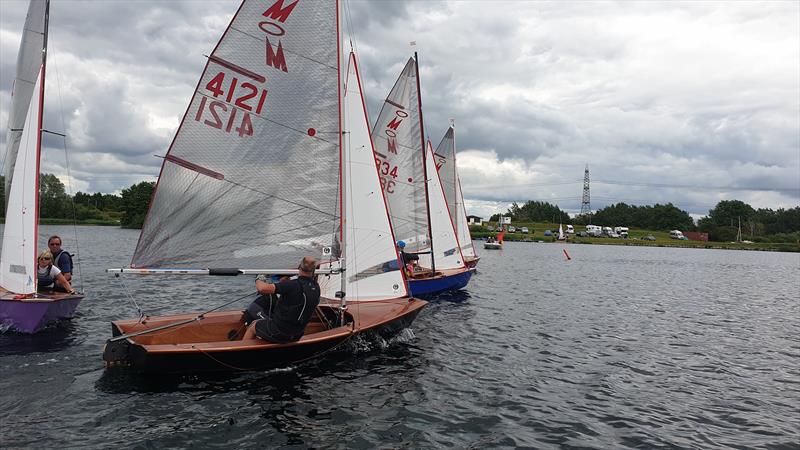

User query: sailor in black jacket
[242,256,321,343]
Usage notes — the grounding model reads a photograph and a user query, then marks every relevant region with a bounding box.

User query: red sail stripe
[209,55,266,83]
[164,154,224,180]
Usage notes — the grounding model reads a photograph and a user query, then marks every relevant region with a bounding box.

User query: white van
[669,230,684,239]
[614,226,629,238]
[566,225,574,234]
[585,225,602,237]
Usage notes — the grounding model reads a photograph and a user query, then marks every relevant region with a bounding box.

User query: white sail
[454,176,476,258]
[319,53,407,301]
[558,223,565,240]
[0,68,43,294]
[4,0,47,211]
[370,58,429,254]
[435,126,476,259]
[422,142,464,270]
[131,0,340,270]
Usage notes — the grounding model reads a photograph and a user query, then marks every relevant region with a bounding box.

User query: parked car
[508,226,516,233]
[520,227,529,234]
[543,230,553,236]
[643,235,656,241]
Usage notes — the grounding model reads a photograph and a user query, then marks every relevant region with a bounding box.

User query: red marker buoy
[563,249,571,260]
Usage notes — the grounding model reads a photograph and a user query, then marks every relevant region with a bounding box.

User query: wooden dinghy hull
[0,289,84,333]
[483,242,502,250]
[407,267,474,298]
[103,298,426,374]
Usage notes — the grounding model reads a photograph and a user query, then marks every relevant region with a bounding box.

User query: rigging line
[222,177,339,219]
[50,37,84,292]
[194,91,340,146]
[226,26,338,71]
[115,274,144,319]
[109,287,257,342]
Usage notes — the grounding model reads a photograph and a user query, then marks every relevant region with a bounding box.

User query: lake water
[1,225,798,448]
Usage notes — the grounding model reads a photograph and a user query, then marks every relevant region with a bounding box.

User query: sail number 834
[375,158,399,194]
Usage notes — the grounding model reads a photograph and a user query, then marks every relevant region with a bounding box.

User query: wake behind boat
[103,0,425,373]
[0,0,84,333]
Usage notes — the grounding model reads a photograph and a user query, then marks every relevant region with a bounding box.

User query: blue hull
[408,269,473,297]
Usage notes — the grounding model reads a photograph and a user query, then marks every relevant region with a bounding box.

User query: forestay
[319,53,407,301]
[132,0,340,270]
[370,58,429,254]
[422,142,464,270]
[3,0,46,210]
[0,68,43,294]
[434,126,476,259]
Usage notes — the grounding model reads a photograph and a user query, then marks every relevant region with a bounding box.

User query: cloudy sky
[1,0,798,220]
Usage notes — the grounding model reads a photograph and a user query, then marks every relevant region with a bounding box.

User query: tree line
[488,199,799,242]
[0,174,154,229]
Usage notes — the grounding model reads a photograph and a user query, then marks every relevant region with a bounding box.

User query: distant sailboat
[102,0,426,373]
[371,56,473,296]
[484,231,503,250]
[558,223,566,241]
[434,125,479,268]
[0,0,84,333]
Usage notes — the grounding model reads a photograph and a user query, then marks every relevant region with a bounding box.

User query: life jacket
[272,277,320,338]
[38,264,56,287]
[53,250,74,273]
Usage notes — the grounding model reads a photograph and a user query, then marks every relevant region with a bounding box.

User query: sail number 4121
[194,72,269,137]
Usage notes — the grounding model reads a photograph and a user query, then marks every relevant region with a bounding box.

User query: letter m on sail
[263,0,298,22]
[266,37,288,73]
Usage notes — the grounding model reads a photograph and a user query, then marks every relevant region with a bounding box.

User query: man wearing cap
[396,240,419,273]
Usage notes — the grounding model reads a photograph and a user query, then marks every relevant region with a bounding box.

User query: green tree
[120,181,155,229]
[507,200,569,223]
[39,173,70,218]
[706,200,756,227]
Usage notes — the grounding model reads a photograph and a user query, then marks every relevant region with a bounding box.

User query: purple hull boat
[0,290,84,334]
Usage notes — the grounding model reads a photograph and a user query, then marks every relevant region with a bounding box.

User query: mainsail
[370,58,429,254]
[434,126,476,259]
[4,0,47,212]
[132,0,341,270]
[319,53,407,301]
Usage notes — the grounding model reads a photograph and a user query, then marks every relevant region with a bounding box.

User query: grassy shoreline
[471,229,800,253]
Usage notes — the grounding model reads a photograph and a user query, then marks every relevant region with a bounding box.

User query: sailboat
[434,125,479,268]
[371,57,473,297]
[557,223,566,241]
[102,0,426,373]
[484,231,503,250]
[0,0,84,333]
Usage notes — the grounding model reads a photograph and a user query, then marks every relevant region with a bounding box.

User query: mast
[450,119,458,238]
[33,0,51,291]
[414,51,435,273]
[337,0,347,321]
